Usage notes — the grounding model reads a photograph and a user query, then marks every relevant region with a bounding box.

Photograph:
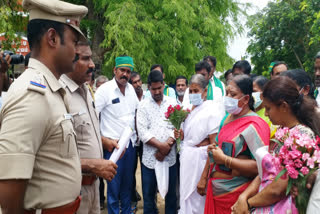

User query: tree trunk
[86,0,107,75]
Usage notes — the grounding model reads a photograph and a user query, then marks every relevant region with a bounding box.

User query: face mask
[252,92,262,109]
[223,96,242,114]
[189,93,203,106]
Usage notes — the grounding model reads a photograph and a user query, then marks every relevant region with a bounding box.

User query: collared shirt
[316,87,320,107]
[144,84,176,99]
[0,59,81,209]
[137,96,177,169]
[59,74,103,160]
[95,78,139,143]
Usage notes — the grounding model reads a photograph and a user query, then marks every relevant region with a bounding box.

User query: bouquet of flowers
[165,104,190,151]
[273,127,320,214]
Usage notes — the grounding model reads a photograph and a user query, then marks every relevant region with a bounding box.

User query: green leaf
[286,178,293,196]
[275,168,287,181]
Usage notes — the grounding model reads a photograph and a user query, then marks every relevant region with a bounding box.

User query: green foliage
[0,1,28,51]
[247,0,320,76]
[66,0,244,83]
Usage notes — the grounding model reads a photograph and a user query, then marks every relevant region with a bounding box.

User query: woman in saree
[231,76,320,214]
[201,74,270,214]
[174,74,225,214]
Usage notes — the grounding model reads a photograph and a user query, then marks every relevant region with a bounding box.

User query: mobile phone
[219,142,234,172]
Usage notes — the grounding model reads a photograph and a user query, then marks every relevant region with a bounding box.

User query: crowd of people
[1,0,320,214]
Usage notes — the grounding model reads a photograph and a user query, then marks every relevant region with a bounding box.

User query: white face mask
[223,96,243,114]
[189,93,203,106]
[252,92,262,109]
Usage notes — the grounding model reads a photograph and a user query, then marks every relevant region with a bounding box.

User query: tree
[246,0,320,76]
[0,0,27,50]
[66,0,244,83]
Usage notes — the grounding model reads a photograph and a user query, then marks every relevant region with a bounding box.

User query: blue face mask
[189,93,203,106]
[252,92,262,109]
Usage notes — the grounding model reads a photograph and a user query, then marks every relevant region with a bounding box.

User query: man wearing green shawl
[182,61,224,109]
[203,56,225,99]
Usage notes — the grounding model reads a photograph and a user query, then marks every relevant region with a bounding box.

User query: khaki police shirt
[0,59,81,209]
[59,74,103,160]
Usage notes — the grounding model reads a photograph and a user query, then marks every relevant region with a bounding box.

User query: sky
[227,0,271,61]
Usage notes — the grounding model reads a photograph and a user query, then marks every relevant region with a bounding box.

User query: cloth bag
[155,160,169,199]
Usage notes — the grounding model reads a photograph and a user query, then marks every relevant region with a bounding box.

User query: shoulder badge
[27,74,46,95]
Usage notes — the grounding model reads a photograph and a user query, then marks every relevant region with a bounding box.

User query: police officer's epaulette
[27,81,46,95]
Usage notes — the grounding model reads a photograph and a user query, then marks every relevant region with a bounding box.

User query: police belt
[81,174,97,186]
[24,196,81,214]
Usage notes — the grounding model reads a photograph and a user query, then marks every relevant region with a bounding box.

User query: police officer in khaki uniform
[0,0,88,213]
[59,41,118,214]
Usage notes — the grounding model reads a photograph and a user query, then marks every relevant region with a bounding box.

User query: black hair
[27,19,65,51]
[280,69,315,99]
[232,74,254,111]
[252,75,269,91]
[129,71,140,84]
[271,61,288,75]
[224,69,232,80]
[195,61,211,74]
[263,76,320,136]
[25,52,31,67]
[148,70,163,85]
[150,64,164,73]
[203,56,217,68]
[175,75,188,85]
[232,60,251,75]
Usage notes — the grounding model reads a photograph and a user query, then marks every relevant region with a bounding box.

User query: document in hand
[109,126,133,163]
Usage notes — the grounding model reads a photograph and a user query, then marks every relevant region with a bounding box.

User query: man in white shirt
[314,52,320,106]
[203,56,226,97]
[145,64,176,99]
[183,61,223,109]
[137,70,177,214]
[95,55,139,214]
[175,75,188,105]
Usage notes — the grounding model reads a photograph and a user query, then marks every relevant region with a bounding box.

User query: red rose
[175,105,181,111]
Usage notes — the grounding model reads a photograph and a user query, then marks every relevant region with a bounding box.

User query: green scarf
[207,81,214,100]
[164,84,169,96]
[315,88,319,99]
[213,76,225,96]
[207,77,224,100]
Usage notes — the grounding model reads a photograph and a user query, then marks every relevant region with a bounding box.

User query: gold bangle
[224,156,228,166]
[228,157,233,168]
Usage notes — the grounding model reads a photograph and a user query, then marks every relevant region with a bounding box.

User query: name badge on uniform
[64,113,73,120]
[112,98,120,104]
[78,110,86,115]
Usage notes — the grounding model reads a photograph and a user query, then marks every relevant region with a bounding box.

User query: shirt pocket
[73,113,91,143]
[60,119,78,158]
[108,100,130,118]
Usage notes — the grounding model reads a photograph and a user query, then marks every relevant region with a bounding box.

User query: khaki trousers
[77,179,100,214]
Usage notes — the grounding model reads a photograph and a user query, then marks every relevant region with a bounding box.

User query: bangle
[224,156,228,166]
[247,199,255,212]
[228,157,233,168]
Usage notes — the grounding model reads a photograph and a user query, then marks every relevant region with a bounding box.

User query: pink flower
[286,165,299,179]
[284,137,294,147]
[275,127,289,140]
[288,149,301,160]
[301,167,309,175]
[165,112,170,119]
[307,158,315,169]
[302,153,310,161]
[294,159,303,168]
[313,150,320,163]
